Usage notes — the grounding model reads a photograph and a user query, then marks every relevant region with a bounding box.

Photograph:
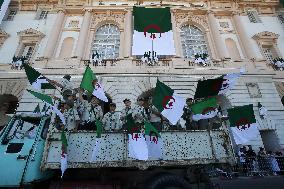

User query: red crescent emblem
[236,118,251,130]
[143,24,162,39]
[162,96,175,109]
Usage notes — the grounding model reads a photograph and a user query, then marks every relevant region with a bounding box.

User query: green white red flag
[152,80,186,125]
[61,130,68,178]
[191,98,218,121]
[80,66,108,102]
[132,6,175,55]
[227,104,259,145]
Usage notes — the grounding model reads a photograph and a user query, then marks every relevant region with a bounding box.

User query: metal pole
[151,39,154,63]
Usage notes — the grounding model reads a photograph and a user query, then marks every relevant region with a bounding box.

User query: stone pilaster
[123,9,132,58]
[208,11,229,59]
[75,9,92,59]
[232,12,258,59]
[43,10,65,59]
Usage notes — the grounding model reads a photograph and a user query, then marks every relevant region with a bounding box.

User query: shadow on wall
[0,94,18,129]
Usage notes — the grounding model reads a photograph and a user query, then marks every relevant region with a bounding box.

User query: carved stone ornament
[246,82,262,98]
[17,28,45,43]
[91,11,126,31]
[252,31,279,42]
[0,29,9,47]
[175,13,209,31]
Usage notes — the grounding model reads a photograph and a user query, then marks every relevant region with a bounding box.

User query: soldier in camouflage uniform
[120,99,133,130]
[102,103,121,131]
[63,100,80,131]
[78,90,103,130]
[132,97,148,124]
[182,98,195,130]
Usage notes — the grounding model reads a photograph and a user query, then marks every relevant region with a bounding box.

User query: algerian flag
[218,68,244,95]
[27,90,65,125]
[227,104,259,145]
[132,6,175,55]
[153,80,186,125]
[144,122,163,160]
[126,114,148,160]
[91,119,103,161]
[80,66,108,102]
[61,130,68,178]
[23,64,55,90]
[194,69,243,99]
[191,98,218,121]
[33,103,41,113]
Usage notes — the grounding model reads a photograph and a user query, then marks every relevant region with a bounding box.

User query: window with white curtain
[92,24,120,59]
[180,25,208,59]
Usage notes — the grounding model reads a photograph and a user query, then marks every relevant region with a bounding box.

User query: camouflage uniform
[102,111,121,131]
[80,100,103,123]
[64,107,80,131]
[121,107,133,125]
[132,105,148,124]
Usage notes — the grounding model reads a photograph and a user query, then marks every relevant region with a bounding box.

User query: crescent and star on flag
[162,95,176,109]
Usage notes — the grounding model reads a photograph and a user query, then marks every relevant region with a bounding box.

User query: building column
[171,9,182,57]
[232,12,258,59]
[43,10,65,59]
[208,11,229,59]
[75,9,92,59]
[123,9,132,58]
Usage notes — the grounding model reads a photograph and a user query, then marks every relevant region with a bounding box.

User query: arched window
[92,24,120,59]
[180,25,208,58]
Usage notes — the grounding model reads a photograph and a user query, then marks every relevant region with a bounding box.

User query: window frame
[246,10,262,23]
[179,24,208,59]
[91,23,121,60]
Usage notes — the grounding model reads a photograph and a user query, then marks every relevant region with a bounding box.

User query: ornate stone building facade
[0,0,284,152]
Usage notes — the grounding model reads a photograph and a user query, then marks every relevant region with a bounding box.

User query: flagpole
[151,39,154,63]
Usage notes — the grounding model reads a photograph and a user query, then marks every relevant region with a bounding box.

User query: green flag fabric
[144,121,160,138]
[80,66,108,102]
[153,80,174,112]
[132,7,175,55]
[23,64,55,89]
[133,6,171,33]
[96,119,102,138]
[61,129,68,178]
[27,89,54,105]
[126,113,139,133]
[27,89,66,125]
[194,77,224,99]
[153,80,185,125]
[227,104,259,144]
[80,66,96,93]
[191,98,218,121]
[228,104,256,127]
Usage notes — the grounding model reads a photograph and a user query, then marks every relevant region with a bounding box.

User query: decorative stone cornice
[17,28,45,43]
[174,12,209,31]
[252,31,279,41]
[0,29,9,48]
[91,11,126,31]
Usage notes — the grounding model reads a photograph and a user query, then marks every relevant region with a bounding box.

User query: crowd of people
[10,56,28,70]
[237,145,284,176]
[45,75,224,133]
